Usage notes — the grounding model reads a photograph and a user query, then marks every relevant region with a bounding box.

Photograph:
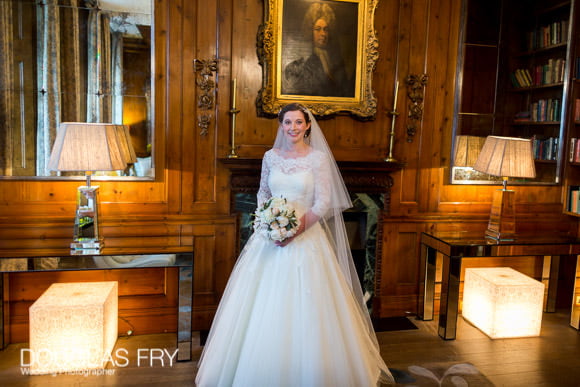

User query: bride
[195,103,394,386]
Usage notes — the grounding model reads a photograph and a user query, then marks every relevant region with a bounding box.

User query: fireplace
[221,158,404,314]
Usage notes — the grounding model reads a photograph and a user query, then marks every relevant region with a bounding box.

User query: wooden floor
[0,311,579,386]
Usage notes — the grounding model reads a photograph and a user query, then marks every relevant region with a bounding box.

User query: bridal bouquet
[253,196,300,242]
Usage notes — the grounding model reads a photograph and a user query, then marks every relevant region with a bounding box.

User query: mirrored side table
[0,250,194,361]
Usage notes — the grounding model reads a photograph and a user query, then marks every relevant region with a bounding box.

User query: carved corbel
[193,58,219,136]
[405,74,428,143]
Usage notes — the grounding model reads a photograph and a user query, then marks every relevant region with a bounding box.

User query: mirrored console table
[0,250,194,361]
[418,231,580,340]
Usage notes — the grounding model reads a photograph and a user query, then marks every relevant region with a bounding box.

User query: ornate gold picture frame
[257,0,379,118]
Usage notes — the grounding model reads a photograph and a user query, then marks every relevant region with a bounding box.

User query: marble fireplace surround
[220,158,404,314]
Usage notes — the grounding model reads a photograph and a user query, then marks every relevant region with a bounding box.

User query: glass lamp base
[71,185,103,254]
[485,188,516,241]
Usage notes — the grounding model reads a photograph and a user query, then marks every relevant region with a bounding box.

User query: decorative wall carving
[193,58,219,136]
[405,74,428,143]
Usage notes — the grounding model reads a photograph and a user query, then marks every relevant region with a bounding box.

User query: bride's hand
[275,238,293,247]
[275,222,305,247]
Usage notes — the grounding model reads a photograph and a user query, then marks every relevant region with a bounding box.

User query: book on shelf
[575,99,580,122]
[569,138,580,163]
[566,138,580,163]
[527,59,566,87]
[531,136,558,161]
[569,187,580,214]
[527,19,568,50]
[574,138,580,163]
[521,69,533,86]
[513,69,528,88]
[514,111,531,122]
[530,99,561,122]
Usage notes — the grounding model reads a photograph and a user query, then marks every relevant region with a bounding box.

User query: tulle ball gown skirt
[195,223,393,386]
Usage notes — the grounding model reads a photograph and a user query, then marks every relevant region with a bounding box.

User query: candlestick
[228,78,240,158]
[392,79,399,111]
[231,78,237,109]
[385,78,399,163]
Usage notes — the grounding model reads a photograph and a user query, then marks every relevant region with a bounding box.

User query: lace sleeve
[257,151,272,207]
[311,152,332,217]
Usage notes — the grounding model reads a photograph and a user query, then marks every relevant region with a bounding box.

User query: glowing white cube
[462,267,544,339]
[29,281,118,375]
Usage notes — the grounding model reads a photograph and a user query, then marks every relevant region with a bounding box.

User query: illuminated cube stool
[462,267,544,339]
[29,281,118,375]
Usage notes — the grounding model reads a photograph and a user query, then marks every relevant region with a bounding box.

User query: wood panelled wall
[1,0,577,343]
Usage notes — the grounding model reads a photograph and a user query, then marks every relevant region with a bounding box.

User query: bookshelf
[563,4,580,216]
[451,0,575,186]
[498,0,571,183]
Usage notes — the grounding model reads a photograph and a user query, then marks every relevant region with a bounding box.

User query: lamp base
[71,185,103,254]
[485,188,516,241]
[71,240,103,255]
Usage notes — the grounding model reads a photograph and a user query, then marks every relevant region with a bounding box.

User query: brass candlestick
[228,78,239,158]
[384,79,399,163]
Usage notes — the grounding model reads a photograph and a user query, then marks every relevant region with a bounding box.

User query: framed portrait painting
[257,0,379,118]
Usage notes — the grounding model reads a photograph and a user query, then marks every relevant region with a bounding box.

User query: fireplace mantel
[219,158,405,196]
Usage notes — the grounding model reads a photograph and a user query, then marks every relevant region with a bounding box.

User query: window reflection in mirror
[451,0,503,184]
[0,0,154,179]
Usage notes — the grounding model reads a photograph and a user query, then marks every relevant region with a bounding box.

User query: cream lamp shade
[48,122,132,173]
[114,124,138,165]
[472,136,536,179]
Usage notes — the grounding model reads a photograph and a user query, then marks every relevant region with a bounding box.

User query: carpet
[372,317,419,332]
[390,362,494,386]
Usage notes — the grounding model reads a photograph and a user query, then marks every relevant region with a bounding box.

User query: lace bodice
[257,149,331,217]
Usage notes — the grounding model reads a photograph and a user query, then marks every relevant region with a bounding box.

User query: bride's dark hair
[277,103,311,124]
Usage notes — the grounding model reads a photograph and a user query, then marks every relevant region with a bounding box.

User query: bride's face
[281,110,311,145]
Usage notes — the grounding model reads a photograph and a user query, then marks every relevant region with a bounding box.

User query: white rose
[269,229,282,241]
[276,216,289,227]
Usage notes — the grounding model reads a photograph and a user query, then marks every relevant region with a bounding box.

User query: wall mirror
[0,0,154,180]
[450,0,568,185]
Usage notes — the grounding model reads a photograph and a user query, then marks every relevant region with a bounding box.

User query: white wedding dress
[195,149,393,387]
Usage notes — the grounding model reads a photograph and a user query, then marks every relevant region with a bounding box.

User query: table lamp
[473,136,536,241]
[48,122,136,252]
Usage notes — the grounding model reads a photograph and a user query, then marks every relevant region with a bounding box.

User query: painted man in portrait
[282,1,357,98]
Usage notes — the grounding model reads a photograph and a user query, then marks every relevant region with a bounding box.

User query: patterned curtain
[87,6,112,123]
[36,0,84,176]
[59,0,83,123]
[36,0,61,176]
[111,31,124,124]
[0,2,14,175]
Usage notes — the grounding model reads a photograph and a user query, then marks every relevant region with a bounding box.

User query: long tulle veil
[273,108,380,350]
